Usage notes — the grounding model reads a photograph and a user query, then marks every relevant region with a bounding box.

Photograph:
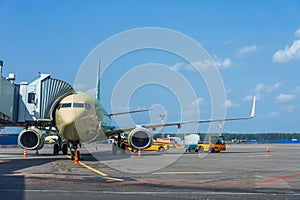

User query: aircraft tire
[158,147,165,152]
[53,144,59,155]
[62,144,68,155]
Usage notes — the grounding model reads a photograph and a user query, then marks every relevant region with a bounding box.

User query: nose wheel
[70,142,80,160]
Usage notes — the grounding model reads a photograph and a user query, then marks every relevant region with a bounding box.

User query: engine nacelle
[127,127,153,149]
[18,128,45,150]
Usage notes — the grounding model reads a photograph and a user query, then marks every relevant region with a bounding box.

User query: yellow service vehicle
[123,141,169,152]
[143,142,169,152]
[197,136,226,153]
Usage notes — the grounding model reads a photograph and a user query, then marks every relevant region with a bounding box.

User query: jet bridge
[17,74,75,122]
[0,60,75,128]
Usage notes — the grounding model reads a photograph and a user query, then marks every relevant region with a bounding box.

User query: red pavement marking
[24,173,300,186]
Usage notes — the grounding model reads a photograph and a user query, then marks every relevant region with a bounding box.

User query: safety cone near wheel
[74,151,79,164]
[266,147,270,153]
[138,149,141,157]
[23,149,27,158]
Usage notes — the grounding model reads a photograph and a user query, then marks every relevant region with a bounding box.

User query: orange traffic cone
[138,149,141,157]
[133,149,137,155]
[74,151,79,164]
[36,150,39,155]
[23,149,27,158]
[266,147,270,153]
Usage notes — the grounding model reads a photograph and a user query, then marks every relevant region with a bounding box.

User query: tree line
[155,133,300,141]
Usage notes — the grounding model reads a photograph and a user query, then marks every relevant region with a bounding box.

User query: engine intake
[18,128,45,150]
[127,127,153,149]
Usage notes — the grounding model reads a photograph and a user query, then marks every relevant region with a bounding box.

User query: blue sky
[1,0,300,133]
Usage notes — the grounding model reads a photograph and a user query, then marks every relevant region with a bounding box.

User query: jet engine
[127,127,153,149]
[18,128,45,150]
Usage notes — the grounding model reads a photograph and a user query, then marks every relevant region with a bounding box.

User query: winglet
[250,96,256,118]
[96,58,101,101]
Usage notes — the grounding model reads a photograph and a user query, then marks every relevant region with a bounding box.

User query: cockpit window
[58,102,92,110]
[60,103,72,108]
[73,103,85,108]
[85,103,91,110]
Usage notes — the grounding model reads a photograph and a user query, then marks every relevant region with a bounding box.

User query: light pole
[159,114,166,138]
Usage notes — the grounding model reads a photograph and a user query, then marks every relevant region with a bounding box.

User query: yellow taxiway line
[65,155,123,182]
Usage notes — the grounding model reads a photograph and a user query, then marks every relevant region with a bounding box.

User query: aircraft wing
[104,96,256,136]
[144,96,256,130]
[105,109,150,117]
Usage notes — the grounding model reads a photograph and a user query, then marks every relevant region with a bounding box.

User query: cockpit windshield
[58,102,92,110]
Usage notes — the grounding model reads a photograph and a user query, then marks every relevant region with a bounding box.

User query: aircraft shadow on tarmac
[0,157,60,199]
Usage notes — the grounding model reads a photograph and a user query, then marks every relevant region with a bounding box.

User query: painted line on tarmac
[65,155,123,182]
[20,172,300,187]
[257,173,300,184]
[1,189,300,196]
[152,171,222,175]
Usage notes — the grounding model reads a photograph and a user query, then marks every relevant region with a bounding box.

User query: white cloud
[191,60,214,71]
[272,40,300,63]
[242,94,254,101]
[291,86,300,94]
[238,45,257,57]
[253,83,281,94]
[224,39,236,45]
[295,28,300,37]
[266,83,282,93]
[214,58,232,69]
[276,93,295,103]
[243,83,281,102]
[176,56,233,70]
[287,105,297,112]
[223,100,238,108]
[171,57,231,72]
[191,98,205,107]
[268,111,280,118]
[254,83,265,93]
[171,62,195,71]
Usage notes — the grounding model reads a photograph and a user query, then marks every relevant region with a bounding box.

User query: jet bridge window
[27,93,36,104]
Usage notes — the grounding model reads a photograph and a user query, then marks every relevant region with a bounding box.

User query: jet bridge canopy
[18,74,75,122]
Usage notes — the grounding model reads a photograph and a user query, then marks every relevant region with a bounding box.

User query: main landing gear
[53,136,68,155]
[53,137,80,160]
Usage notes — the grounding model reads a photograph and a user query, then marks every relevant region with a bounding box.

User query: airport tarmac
[0,143,300,200]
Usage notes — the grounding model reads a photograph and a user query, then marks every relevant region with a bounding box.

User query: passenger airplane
[53,91,256,159]
[3,69,256,160]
